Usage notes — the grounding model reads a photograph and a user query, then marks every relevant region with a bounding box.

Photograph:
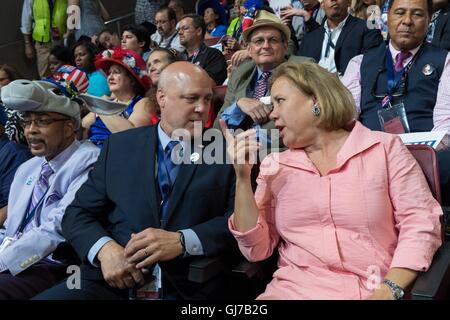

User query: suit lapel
[160,141,202,229]
[242,66,258,97]
[335,15,356,66]
[8,171,37,236]
[141,126,160,226]
[314,27,325,61]
[434,11,449,44]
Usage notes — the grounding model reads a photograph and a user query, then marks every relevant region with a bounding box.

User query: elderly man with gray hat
[0,80,99,299]
[0,108,31,228]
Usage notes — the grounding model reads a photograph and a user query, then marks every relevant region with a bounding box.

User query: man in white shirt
[0,80,99,299]
[151,7,185,53]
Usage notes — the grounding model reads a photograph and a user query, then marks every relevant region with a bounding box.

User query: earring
[312,104,321,117]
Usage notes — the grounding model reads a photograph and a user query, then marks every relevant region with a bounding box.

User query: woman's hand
[220,119,260,179]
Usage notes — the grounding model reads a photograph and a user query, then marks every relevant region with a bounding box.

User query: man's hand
[280,5,311,21]
[24,43,34,60]
[124,228,183,269]
[237,97,272,124]
[97,241,147,289]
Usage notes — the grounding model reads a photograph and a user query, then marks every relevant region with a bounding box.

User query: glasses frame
[21,117,71,128]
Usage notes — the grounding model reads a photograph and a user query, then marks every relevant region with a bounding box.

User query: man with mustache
[0,80,99,299]
[150,6,185,53]
[342,0,450,204]
[34,62,239,300]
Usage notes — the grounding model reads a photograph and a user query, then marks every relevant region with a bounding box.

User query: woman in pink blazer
[221,61,443,300]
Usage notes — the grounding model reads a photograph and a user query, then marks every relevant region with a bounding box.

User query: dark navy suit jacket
[62,125,239,299]
[432,6,450,51]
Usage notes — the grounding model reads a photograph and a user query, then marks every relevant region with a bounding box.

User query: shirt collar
[278,121,380,172]
[160,29,178,41]
[157,123,189,152]
[324,14,350,33]
[43,139,80,174]
[388,41,422,61]
[255,66,273,80]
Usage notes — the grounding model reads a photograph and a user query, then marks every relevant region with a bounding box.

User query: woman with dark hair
[0,65,26,145]
[203,6,228,38]
[48,45,71,75]
[72,40,111,97]
[96,30,121,51]
[83,48,157,148]
[121,25,151,61]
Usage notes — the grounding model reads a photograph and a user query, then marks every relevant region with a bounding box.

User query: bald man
[35,62,239,300]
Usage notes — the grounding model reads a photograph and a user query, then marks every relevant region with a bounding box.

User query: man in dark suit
[34,62,238,300]
[298,0,383,76]
[429,0,450,50]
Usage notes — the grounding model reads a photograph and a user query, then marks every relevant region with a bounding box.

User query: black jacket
[298,15,383,75]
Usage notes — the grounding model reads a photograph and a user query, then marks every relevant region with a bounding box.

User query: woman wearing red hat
[82,48,158,148]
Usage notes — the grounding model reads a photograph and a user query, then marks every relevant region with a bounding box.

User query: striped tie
[253,71,271,100]
[24,162,54,232]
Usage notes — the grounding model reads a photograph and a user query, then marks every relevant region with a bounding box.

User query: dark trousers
[0,260,68,300]
[33,278,128,300]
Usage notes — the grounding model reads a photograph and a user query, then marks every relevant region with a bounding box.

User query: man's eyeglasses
[250,37,283,47]
[22,117,71,128]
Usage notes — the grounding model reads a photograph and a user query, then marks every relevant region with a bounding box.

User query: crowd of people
[0,0,449,300]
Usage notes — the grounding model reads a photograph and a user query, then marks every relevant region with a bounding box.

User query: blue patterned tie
[324,30,335,58]
[158,141,181,222]
[23,162,53,232]
[253,71,271,100]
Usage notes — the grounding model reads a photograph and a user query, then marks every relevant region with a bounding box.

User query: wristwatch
[383,279,405,300]
[178,231,186,255]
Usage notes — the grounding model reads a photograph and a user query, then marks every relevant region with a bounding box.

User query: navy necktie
[324,30,335,58]
[157,141,181,222]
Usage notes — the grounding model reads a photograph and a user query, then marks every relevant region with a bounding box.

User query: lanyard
[159,30,178,48]
[16,188,50,235]
[383,47,417,108]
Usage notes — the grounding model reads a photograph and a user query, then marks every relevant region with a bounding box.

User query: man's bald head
[156,61,213,138]
[158,61,211,91]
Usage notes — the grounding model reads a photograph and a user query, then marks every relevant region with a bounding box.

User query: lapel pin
[422,64,435,76]
[190,152,200,163]
[26,177,34,185]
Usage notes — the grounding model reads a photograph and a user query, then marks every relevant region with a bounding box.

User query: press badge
[377,102,410,134]
[130,264,162,300]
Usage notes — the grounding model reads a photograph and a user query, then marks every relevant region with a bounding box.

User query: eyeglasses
[22,117,71,128]
[156,20,169,25]
[250,37,283,47]
[371,68,408,100]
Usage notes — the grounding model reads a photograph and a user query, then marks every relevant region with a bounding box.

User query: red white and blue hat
[42,65,89,98]
[95,48,151,92]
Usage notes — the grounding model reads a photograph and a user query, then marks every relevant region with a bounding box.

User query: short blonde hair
[270,61,356,131]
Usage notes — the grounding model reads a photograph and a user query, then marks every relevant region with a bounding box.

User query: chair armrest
[411,241,450,299]
[188,256,224,284]
[232,261,262,278]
